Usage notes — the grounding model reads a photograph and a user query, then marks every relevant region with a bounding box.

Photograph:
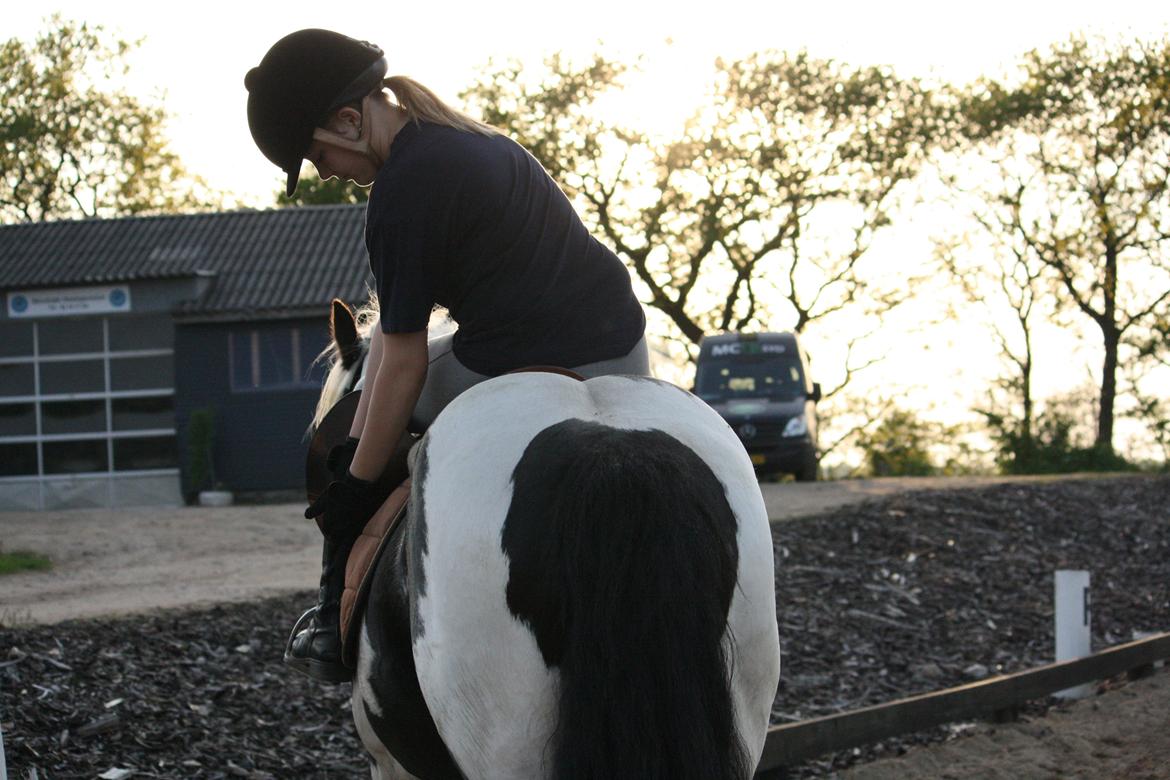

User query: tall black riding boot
[284,528,359,683]
[286,466,382,684]
[286,436,414,683]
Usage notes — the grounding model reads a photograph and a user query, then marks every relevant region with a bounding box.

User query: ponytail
[382,76,498,136]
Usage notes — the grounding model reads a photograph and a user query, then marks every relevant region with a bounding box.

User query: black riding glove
[304,470,384,539]
[325,436,360,482]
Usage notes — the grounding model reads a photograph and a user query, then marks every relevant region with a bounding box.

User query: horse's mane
[310,293,381,431]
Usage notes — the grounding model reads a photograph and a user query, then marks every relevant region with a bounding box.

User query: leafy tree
[937,224,1048,460]
[277,170,369,206]
[856,408,937,477]
[1135,312,1169,368]
[0,17,212,223]
[954,35,1170,454]
[1119,359,1170,465]
[463,52,950,466]
[462,52,944,351]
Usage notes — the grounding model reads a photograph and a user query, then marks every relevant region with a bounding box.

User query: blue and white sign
[7,285,132,318]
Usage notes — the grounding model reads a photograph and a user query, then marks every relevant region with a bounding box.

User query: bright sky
[10,0,1169,205]
[9,0,1170,465]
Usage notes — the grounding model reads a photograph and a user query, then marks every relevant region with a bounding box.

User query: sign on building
[7,285,132,318]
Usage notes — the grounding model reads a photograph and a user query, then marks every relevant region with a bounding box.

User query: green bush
[993,408,1137,475]
[859,408,938,477]
[186,408,217,494]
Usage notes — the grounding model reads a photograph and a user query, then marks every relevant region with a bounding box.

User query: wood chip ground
[1,474,1166,778]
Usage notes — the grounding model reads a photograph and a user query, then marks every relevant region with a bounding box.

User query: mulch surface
[772,473,1170,776]
[2,474,1167,778]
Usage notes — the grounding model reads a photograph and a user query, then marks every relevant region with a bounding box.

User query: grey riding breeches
[408,333,652,432]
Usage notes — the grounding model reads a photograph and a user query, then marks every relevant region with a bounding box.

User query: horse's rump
[392,374,780,778]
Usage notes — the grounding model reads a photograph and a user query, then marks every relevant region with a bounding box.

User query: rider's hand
[325,437,360,482]
[305,470,384,537]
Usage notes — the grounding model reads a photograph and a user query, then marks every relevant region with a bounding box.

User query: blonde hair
[382,75,498,136]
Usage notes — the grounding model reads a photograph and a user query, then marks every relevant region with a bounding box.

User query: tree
[1135,312,1170,368]
[462,52,945,351]
[463,52,950,466]
[855,408,937,477]
[956,35,1170,454]
[277,171,369,206]
[1,17,212,222]
[936,221,1048,462]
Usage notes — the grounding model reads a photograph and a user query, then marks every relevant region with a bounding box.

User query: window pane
[109,315,174,351]
[0,402,36,437]
[42,399,107,435]
[112,396,174,431]
[0,322,34,358]
[0,443,38,476]
[113,436,177,471]
[110,355,173,391]
[0,363,34,397]
[39,319,103,355]
[40,358,105,395]
[43,439,108,474]
[259,330,294,386]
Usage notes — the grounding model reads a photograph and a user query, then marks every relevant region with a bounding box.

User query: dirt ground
[0,503,320,625]
[843,667,1170,780]
[0,473,1104,626]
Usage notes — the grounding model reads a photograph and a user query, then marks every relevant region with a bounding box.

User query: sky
[10,0,1169,206]
[8,0,1170,465]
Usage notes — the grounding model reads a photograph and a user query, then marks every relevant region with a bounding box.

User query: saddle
[306,365,586,668]
[339,479,411,667]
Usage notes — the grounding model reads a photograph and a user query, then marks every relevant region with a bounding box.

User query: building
[0,205,369,511]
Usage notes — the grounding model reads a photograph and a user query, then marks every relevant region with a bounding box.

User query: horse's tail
[503,420,748,780]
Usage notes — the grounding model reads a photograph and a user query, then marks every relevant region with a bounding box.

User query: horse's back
[405,374,780,777]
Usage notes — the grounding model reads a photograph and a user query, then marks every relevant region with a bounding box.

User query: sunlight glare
[593,40,713,139]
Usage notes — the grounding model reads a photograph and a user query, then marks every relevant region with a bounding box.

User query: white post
[1054,569,1092,700]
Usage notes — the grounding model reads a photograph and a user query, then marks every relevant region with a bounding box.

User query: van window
[695,355,805,402]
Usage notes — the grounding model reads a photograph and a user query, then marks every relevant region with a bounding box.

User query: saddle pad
[507,365,586,381]
[340,479,411,667]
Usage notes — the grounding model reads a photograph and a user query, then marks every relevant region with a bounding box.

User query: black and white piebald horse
[313,300,781,780]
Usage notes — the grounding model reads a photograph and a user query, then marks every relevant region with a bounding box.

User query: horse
[309,299,781,779]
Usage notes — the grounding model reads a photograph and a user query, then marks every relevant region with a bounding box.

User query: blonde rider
[246,29,648,682]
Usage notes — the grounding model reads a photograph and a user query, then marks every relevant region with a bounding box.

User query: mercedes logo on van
[738,423,757,440]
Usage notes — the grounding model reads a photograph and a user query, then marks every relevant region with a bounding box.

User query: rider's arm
[347,317,384,440]
[347,328,428,482]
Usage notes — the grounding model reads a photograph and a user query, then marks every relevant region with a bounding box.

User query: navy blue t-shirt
[364,120,645,376]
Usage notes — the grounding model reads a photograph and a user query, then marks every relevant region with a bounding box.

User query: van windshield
[695,356,805,402]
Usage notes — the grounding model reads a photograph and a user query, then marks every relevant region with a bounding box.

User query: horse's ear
[330,299,361,367]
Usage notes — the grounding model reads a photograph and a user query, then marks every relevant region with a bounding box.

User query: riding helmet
[245,29,388,196]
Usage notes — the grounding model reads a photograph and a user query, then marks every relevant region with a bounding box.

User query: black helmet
[245,29,388,196]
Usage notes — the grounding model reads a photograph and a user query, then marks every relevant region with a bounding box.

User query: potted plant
[187,408,233,507]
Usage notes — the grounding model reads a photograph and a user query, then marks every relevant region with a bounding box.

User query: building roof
[0,205,371,318]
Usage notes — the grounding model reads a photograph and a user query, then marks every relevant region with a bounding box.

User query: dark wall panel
[175,317,333,495]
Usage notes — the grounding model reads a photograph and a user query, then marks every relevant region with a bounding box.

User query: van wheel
[794,459,818,482]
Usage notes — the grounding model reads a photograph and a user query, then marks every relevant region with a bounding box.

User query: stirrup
[282,607,353,684]
[283,606,317,659]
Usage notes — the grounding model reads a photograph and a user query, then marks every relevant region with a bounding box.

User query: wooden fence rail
[755,631,1170,777]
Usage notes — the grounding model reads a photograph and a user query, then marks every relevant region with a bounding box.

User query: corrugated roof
[0,206,371,316]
